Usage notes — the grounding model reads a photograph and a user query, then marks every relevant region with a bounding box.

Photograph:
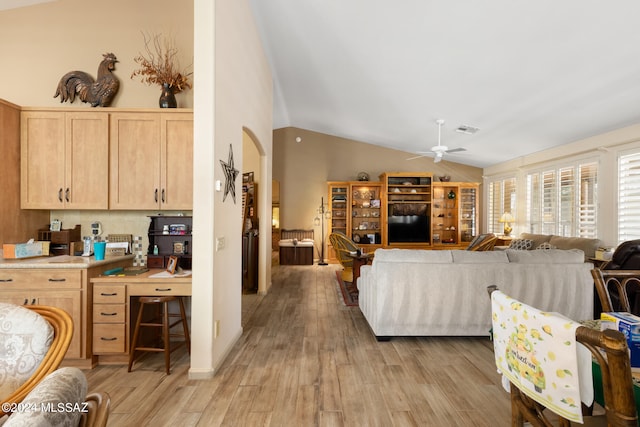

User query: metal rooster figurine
[54,53,120,107]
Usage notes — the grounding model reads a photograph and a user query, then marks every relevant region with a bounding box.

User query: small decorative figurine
[54,53,120,107]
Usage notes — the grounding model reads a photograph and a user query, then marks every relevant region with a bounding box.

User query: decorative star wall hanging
[220,144,240,203]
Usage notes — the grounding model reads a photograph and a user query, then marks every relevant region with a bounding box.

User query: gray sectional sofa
[358,248,594,339]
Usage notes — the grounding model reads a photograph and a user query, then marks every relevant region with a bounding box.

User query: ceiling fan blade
[446,147,466,153]
[406,154,427,161]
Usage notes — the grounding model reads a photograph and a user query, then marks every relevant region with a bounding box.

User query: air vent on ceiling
[455,124,480,135]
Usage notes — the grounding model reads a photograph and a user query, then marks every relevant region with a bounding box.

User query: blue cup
[94,242,106,261]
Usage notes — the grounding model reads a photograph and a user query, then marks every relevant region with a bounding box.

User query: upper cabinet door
[21,111,66,209]
[65,113,109,209]
[21,111,109,210]
[109,113,161,210]
[160,113,193,210]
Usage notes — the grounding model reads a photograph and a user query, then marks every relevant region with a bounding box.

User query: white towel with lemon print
[491,290,593,423]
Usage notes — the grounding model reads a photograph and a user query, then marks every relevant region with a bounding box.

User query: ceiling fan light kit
[407,118,468,163]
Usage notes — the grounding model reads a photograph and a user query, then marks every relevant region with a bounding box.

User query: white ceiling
[249,1,640,168]
[0,0,55,12]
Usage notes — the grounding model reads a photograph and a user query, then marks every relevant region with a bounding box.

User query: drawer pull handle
[23,298,28,305]
[30,299,36,305]
[155,188,158,203]
[58,188,63,202]
[100,292,118,296]
[162,189,165,203]
[65,188,70,202]
[155,288,172,292]
[100,337,118,341]
[48,278,67,282]
[100,312,118,316]
[0,278,13,282]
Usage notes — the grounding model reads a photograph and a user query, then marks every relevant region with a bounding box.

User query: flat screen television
[387,215,430,243]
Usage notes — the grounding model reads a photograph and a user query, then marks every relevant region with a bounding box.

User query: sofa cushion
[506,248,585,264]
[452,250,509,263]
[508,239,534,250]
[373,249,452,263]
[548,235,601,259]
[519,233,552,249]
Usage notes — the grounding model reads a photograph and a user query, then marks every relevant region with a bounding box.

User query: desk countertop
[0,254,134,269]
[91,268,192,283]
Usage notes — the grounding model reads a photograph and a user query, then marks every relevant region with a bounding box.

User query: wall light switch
[215,180,222,191]
[216,237,225,251]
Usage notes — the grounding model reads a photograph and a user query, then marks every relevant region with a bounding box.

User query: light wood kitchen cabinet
[0,99,49,244]
[21,110,109,209]
[0,269,84,358]
[109,112,193,210]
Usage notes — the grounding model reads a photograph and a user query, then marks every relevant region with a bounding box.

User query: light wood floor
[84,263,512,426]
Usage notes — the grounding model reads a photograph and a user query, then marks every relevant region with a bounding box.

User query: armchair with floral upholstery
[0,303,73,416]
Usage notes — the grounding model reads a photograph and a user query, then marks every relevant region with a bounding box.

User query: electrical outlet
[216,237,225,251]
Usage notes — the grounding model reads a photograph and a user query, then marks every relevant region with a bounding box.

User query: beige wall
[273,127,484,256]
[190,0,273,376]
[0,0,193,109]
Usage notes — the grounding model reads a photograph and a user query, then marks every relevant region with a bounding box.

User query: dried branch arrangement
[131,32,192,93]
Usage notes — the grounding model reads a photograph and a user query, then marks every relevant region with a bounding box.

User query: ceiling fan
[407,119,466,163]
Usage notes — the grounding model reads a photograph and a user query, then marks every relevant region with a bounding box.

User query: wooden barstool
[128,295,190,375]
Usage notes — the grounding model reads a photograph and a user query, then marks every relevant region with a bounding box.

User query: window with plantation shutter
[618,151,640,242]
[487,177,516,234]
[527,160,597,237]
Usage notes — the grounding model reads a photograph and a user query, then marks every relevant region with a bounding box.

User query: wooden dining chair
[466,233,497,251]
[591,269,640,315]
[488,286,638,427]
[0,304,74,416]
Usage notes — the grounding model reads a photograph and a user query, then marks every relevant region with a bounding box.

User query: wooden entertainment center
[327,172,479,262]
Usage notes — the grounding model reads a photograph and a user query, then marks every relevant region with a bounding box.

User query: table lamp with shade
[499,212,515,236]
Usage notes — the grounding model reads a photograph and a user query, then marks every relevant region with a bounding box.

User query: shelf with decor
[350,182,382,247]
[381,172,432,247]
[327,182,349,262]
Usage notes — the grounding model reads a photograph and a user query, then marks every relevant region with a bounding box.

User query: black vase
[159,83,177,108]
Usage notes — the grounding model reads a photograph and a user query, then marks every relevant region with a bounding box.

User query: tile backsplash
[48,210,192,258]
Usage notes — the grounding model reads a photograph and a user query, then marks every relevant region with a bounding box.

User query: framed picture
[166,256,178,274]
[173,241,185,255]
[50,219,61,232]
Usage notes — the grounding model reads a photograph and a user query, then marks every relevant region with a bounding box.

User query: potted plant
[131,32,192,107]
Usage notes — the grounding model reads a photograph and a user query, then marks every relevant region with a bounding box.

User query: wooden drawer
[93,285,126,303]
[146,255,165,268]
[127,282,192,296]
[0,269,82,289]
[93,324,126,353]
[93,304,126,323]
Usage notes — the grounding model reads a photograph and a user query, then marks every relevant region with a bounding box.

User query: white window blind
[487,177,516,234]
[527,161,597,237]
[618,152,640,242]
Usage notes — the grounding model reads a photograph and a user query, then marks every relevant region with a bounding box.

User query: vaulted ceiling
[249,1,640,167]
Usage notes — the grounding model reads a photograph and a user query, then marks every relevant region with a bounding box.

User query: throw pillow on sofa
[536,242,557,250]
[509,239,534,250]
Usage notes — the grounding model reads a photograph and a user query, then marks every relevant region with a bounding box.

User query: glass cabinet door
[328,183,349,235]
[459,185,478,243]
